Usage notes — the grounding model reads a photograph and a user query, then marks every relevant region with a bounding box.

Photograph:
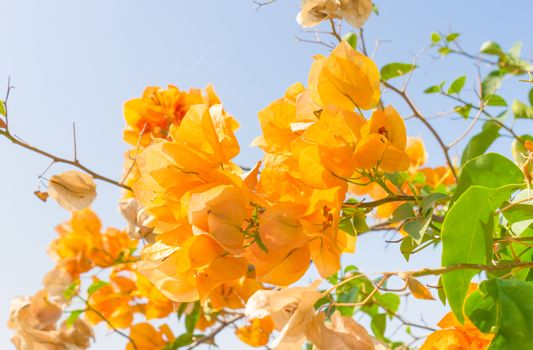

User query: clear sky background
[1,1,532,349]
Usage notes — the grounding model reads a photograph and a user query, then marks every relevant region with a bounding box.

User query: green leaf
[0,100,5,117]
[480,41,504,56]
[372,4,379,15]
[512,99,533,119]
[528,88,533,106]
[400,236,414,262]
[165,333,194,349]
[454,104,472,119]
[446,32,460,42]
[391,203,415,223]
[460,121,501,166]
[403,214,432,244]
[87,281,109,296]
[485,94,507,107]
[481,70,504,98]
[375,293,401,315]
[63,281,79,301]
[454,153,524,203]
[424,81,445,94]
[380,63,417,81]
[465,278,533,350]
[342,32,357,50]
[65,310,84,328]
[509,41,523,58]
[438,47,451,56]
[430,32,441,45]
[447,76,466,94]
[185,302,200,333]
[442,185,521,321]
[339,217,356,237]
[370,313,386,339]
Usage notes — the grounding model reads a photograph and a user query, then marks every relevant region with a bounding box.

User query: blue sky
[1,0,532,349]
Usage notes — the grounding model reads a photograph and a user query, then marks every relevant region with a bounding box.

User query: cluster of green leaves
[317,265,403,347]
[438,152,533,349]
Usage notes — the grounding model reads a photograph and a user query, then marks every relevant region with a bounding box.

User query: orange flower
[126,323,174,350]
[49,209,103,278]
[421,284,493,350]
[308,40,380,111]
[133,273,174,320]
[236,317,275,347]
[354,106,409,172]
[85,273,136,329]
[420,312,493,350]
[123,84,220,147]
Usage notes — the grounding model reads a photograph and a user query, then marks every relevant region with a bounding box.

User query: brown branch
[78,295,138,350]
[186,315,244,349]
[409,261,533,278]
[382,80,458,182]
[343,195,419,209]
[0,129,132,191]
[439,91,523,142]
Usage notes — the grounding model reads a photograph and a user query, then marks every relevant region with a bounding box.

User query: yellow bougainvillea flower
[420,312,494,350]
[308,40,380,111]
[166,104,240,170]
[49,209,137,278]
[421,284,493,350]
[48,170,97,212]
[139,234,248,304]
[300,187,354,277]
[297,0,373,29]
[188,184,247,252]
[126,323,175,350]
[246,242,311,286]
[123,84,220,147]
[236,316,275,348]
[405,137,428,168]
[354,105,410,172]
[245,280,322,349]
[133,273,174,320]
[85,273,136,329]
[304,312,376,350]
[300,105,365,179]
[49,209,102,278]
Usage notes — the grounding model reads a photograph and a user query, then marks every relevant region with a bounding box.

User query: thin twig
[0,129,131,191]
[186,315,244,349]
[78,295,138,350]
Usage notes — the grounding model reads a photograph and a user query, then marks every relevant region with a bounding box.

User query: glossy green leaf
[454,153,524,204]
[65,310,84,328]
[460,121,501,166]
[480,41,504,56]
[380,63,417,81]
[431,32,441,45]
[485,94,507,107]
[342,32,357,50]
[446,33,460,42]
[482,70,504,98]
[512,99,533,119]
[442,185,520,322]
[424,81,445,94]
[465,278,533,350]
[438,47,451,56]
[448,76,466,94]
[454,104,472,119]
[509,41,523,58]
[87,281,109,295]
